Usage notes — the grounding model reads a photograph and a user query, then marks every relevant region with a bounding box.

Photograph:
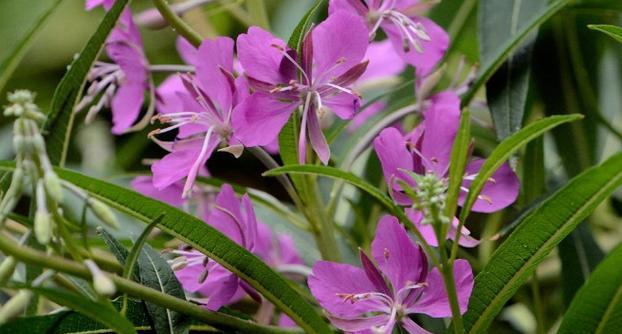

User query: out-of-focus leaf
[462,0,569,106]
[28,287,137,334]
[462,152,622,334]
[480,0,545,139]
[0,0,63,93]
[0,162,331,334]
[43,0,129,166]
[557,242,622,334]
[286,0,325,51]
[588,24,622,44]
[0,299,151,334]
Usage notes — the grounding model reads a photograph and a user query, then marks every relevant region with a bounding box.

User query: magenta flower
[329,0,449,77]
[407,209,479,248]
[76,9,151,135]
[309,215,473,333]
[150,37,248,197]
[85,0,114,11]
[172,185,303,311]
[373,91,520,212]
[232,11,369,164]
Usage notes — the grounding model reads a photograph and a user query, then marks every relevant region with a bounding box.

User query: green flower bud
[0,257,17,286]
[84,260,116,296]
[31,135,46,154]
[87,198,119,229]
[0,290,32,324]
[34,210,52,245]
[44,172,63,203]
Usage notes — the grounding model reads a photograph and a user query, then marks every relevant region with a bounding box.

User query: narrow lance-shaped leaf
[462,151,622,334]
[588,24,622,44]
[459,114,583,222]
[557,242,622,334]
[0,162,331,334]
[43,0,129,166]
[480,0,545,139]
[0,0,64,92]
[28,287,137,334]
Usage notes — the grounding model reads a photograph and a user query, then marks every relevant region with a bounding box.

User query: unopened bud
[87,198,119,229]
[0,290,32,324]
[31,135,46,154]
[0,257,17,286]
[84,260,116,296]
[34,210,52,245]
[44,172,63,203]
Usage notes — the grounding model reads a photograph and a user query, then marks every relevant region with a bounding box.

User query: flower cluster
[75,0,523,332]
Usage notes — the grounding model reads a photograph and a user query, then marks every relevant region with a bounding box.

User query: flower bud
[84,260,116,296]
[34,210,52,245]
[31,135,46,155]
[0,290,32,324]
[0,257,17,286]
[44,172,63,203]
[87,198,119,229]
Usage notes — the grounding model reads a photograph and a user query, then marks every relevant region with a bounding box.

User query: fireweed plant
[1,0,622,334]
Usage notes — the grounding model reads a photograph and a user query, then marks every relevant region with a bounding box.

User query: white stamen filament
[182,126,214,198]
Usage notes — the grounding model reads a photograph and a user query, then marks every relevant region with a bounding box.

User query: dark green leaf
[462,152,622,334]
[286,0,325,50]
[28,287,137,334]
[0,0,63,92]
[137,244,189,334]
[462,0,569,106]
[480,0,545,139]
[43,0,129,166]
[558,242,622,334]
[588,24,622,44]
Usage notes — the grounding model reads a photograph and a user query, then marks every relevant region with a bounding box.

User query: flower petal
[384,16,449,77]
[176,36,198,65]
[307,108,330,164]
[407,209,479,248]
[110,83,145,134]
[151,138,217,190]
[237,27,294,85]
[232,92,299,147]
[308,261,385,318]
[196,37,235,116]
[329,314,390,333]
[358,40,407,84]
[401,317,433,334]
[328,0,369,16]
[373,127,414,205]
[312,10,369,80]
[371,215,427,291]
[130,176,184,207]
[322,91,360,120]
[410,259,474,317]
[459,159,520,213]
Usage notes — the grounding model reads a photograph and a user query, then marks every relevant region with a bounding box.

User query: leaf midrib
[142,250,175,334]
[468,169,622,334]
[594,280,622,334]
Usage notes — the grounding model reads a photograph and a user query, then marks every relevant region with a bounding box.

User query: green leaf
[286,0,325,50]
[137,244,190,334]
[0,0,64,92]
[558,242,622,334]
[29,287,137,334]
[480,0,545,139]
[459,114,582,222]
[277,117,308,203]
[462,0,569,106]
[0,299,152,334]
[264,165,398,215]
[445,109,471,220]
[462,151,622,334]
[43,0,129,166]
[0,163,330,334]
[588,24,622,44]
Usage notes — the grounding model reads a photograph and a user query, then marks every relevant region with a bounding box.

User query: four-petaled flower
[309,215,473,333]
[329,0,449,77]
[233,10,370,164]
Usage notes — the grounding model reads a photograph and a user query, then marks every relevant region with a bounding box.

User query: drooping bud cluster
[2,90,63,245]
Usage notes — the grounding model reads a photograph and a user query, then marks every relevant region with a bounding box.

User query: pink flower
[149,37,248,197]
[85,0,115,11]
[232,11,369,164]
[329,0,449,77]
[309,215,473,333]
[373,91,520,213]
[77,9,151,135]
[172,185,303,311]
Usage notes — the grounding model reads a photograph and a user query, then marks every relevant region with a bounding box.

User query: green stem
[152,0,203,47]
[0,234,302,334]
[249,147,304,210]
[303,175,341,262]
[531,272,546,334]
